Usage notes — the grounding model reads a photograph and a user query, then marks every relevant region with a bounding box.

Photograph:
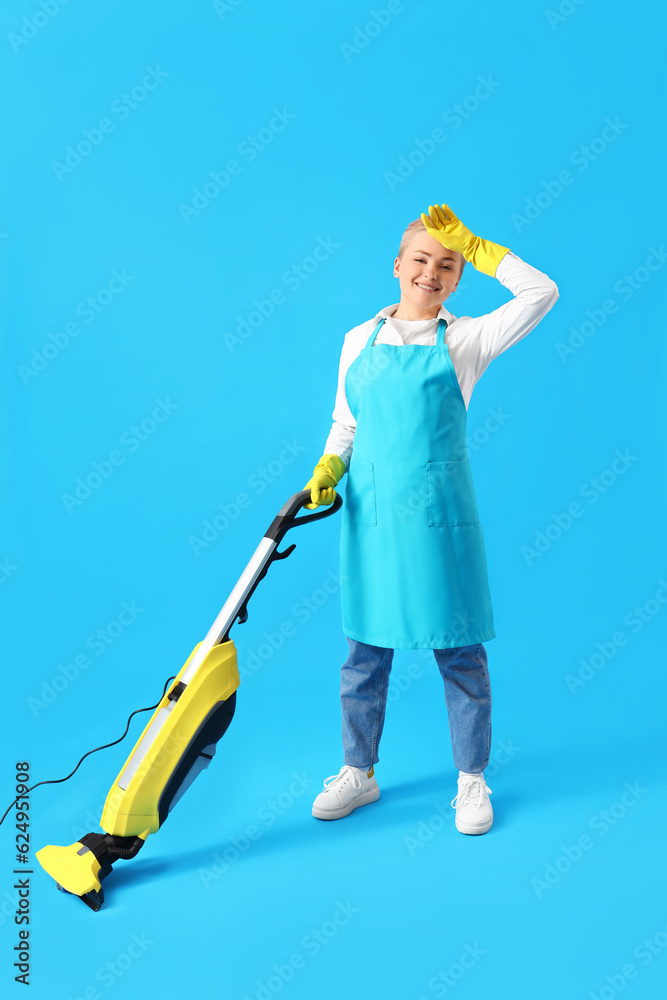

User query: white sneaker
[451,772,493,835]
[312,764,380,820]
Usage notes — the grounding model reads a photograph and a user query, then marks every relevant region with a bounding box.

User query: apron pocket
[427,460,479,526]
[346,460,377,526]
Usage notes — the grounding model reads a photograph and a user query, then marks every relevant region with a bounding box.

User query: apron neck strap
[366,315,448,348]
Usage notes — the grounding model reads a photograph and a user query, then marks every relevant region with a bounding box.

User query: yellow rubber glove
[420,203,511,278]
[303,454,345,509]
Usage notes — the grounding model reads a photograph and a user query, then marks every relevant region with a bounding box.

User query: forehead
[404,232,458,260]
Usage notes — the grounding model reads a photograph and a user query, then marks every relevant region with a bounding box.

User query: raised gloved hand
[420,203,510,278]
[303,454,346,509]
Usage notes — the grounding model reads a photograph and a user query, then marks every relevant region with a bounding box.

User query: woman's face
[393,232,462,312]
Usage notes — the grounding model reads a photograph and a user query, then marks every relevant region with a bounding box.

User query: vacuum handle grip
[289,489,343,527]
[265,489,342,544]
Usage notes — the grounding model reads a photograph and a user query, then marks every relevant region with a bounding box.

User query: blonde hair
[398,218,466,278]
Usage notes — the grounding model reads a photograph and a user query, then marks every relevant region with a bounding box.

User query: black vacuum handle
[223,489,344,638]
[265,489,343,545]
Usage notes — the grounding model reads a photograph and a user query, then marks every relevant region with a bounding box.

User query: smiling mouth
[414,281,440,293]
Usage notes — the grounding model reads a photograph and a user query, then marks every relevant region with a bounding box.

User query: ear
[393,254,400,277]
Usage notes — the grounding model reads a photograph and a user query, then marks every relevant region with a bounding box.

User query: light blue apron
[339,316,495,650]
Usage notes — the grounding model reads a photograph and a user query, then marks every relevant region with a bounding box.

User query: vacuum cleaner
[34,489,342,911]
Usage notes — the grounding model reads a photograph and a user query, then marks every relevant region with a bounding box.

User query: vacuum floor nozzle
[36,833,145,911]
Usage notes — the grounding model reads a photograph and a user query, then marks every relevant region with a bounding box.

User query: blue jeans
[340,637,492,774]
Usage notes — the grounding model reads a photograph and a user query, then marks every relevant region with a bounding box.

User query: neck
[392,300,441,321]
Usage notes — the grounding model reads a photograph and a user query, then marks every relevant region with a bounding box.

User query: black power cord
[0,675,176,829]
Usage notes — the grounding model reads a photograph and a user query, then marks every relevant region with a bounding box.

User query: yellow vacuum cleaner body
[35,490,341,911]
[102,638,240,838]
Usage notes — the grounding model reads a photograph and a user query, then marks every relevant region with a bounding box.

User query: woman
[303,203,559,835]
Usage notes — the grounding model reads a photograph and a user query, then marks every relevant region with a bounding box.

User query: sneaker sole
[455,815,493,835]
[312,787,380,820]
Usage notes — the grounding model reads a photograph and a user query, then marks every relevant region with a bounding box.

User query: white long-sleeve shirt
[323,252,559,471]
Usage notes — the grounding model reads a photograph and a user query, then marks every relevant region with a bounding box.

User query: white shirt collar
[374,302,456,324]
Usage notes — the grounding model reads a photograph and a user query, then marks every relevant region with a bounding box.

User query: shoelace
[322,765,363,794]
[451,775,493,811]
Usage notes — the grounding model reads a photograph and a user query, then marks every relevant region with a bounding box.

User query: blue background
[2,0,667,997]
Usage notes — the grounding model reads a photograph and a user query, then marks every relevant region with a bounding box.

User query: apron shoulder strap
[365,317,385,348]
